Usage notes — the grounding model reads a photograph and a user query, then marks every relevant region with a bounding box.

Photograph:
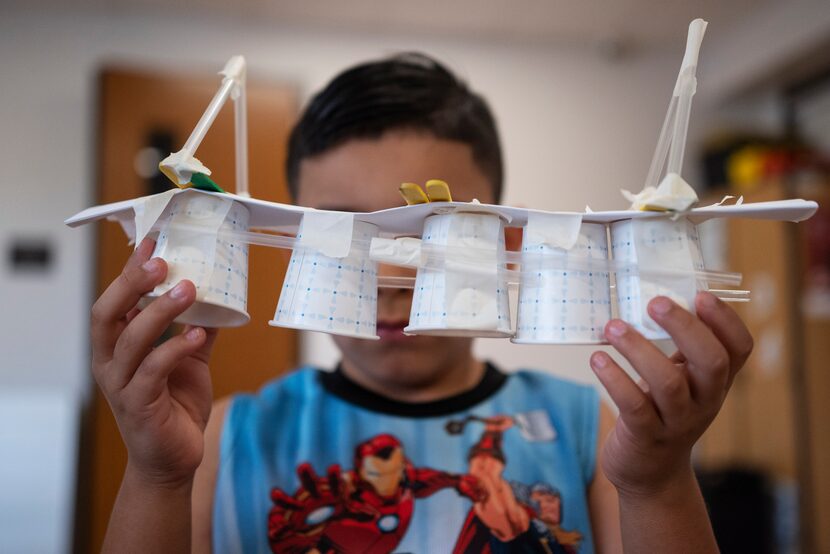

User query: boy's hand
[91,237,218,487]
[590,292,753,498]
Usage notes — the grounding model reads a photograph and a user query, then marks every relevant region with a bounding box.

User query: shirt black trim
[317,362,508,418]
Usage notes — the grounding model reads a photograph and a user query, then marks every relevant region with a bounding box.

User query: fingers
[603,319,690,420]
[694,292,754,388]
[327,465,343,497]
[125,326,207,402]
[271,488,303,510]
[298,463,320,497]
[107,280,197,390]
[509,503,530,537]
[647,296,731,404]
[590,351,660,432]
[184,325,219,365]
[91,238,166,359]
[125,307,142,324]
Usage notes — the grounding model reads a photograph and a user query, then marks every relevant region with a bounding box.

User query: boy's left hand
[590,291,753,498]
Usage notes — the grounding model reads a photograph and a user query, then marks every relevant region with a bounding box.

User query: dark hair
[285,52,503,202]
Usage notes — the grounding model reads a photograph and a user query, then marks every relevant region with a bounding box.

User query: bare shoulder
[192,396,233,554]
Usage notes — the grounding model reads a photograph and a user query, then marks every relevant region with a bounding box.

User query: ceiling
[10,0,775,51]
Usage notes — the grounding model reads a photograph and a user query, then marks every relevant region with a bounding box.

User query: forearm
[617,465,717,554]
[102,464,194,554]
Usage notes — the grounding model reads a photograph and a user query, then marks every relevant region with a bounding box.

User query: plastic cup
[140,192,251,327]
[610,217,706,340]
[270,219,380,339]
[404,212,512,337]
[513,222,611,344]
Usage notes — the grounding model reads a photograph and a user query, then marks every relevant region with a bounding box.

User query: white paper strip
[369,237,423,267]
[133,189,178,246]
[525,212,583,250]
[298,211,355,258]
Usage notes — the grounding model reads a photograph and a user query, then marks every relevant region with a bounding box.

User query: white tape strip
[133,189,178,246]
[298,211,355,258]
[525,212,583,250]
[445,214,501,328]
[632,218,699,334]
[154,194,234,296]
[369,237,423,267]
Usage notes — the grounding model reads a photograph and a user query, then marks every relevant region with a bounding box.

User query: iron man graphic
[267,434,485,553]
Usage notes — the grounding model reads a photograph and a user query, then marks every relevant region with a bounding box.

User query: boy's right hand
[91,237,218,487]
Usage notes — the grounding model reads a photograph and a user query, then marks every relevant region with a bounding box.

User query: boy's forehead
[295,131,495,212]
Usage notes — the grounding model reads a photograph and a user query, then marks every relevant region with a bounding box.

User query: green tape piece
[190,172,225,193]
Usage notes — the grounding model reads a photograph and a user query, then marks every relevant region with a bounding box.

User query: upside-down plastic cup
[270,219,380,339]
[513,222,611,344]
[404,212,512,337]
[610,217,706,340]
[140,192,251,327]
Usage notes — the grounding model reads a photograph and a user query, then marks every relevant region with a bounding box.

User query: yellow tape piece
[425,179,452,202]
[158,163,193,189]
[399,182,429,205]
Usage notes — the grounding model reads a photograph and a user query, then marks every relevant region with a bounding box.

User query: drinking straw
[229,59,250,198]
[151,219,742,286]
[644,97,678,190]
[666,19,707,176]
[376,275,749,302]
[159,56,249,196]
[643,19,708,189]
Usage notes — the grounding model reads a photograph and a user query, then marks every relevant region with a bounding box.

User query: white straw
[667,74,695,175]
[150,220,742,286]
[643,19,707,187]
[666,19,707,176]
[182,78,236,158]
[378,275,749,302]
[167,56,248,194]
[231,60,250,197]
[644,96,678,190]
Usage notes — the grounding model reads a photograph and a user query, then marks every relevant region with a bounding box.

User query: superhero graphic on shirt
[267,414,582,554]
[448,415,582,554]
[267,433,485,553]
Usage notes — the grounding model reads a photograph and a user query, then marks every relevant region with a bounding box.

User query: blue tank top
[214,364,599,553]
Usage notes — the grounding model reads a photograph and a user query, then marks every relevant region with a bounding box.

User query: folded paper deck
[66,188,819,237]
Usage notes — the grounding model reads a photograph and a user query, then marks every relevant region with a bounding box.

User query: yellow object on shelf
[727,146,767,193]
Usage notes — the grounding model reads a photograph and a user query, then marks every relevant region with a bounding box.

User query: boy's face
[295,130,496,388]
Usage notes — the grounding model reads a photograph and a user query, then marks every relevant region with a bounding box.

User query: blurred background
[1,0,828,552]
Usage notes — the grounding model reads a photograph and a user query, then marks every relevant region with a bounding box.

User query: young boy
[91,53,752,553]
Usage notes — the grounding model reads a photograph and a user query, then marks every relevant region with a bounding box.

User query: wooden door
[695,181,830,552]
[81,66,298,552]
